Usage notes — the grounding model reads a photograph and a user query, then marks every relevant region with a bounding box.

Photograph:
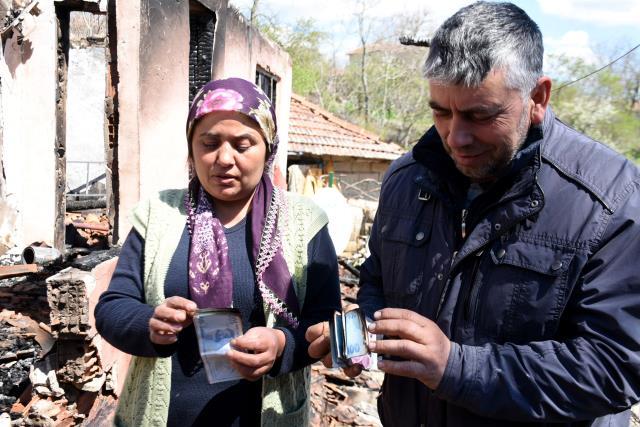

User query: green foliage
[549,50,640,163]
[339,44,432,147]
[256,18,334,98]
[250,3,639,158]
[251,6,432,149]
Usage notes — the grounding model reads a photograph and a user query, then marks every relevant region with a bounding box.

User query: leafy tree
[549,48,640,163]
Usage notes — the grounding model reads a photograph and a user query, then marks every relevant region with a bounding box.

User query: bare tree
[353,0,376,125]
[250,0,260,27]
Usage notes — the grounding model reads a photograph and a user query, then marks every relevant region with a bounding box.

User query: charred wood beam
[52,0,102,15]
[399,36,430,47]
[66,196,107,211]
[70,247,120,271]
[338,257,360,278]
[54,5,70,253]
[105,0,119,244]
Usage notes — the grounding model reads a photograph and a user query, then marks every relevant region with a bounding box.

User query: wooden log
[0,264,39,279]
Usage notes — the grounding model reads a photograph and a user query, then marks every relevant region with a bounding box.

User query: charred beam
[105,0,119,244]
[54,5,70,253]
[399,36,430,47]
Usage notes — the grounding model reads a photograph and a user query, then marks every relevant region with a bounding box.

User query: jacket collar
[412,116,545,210]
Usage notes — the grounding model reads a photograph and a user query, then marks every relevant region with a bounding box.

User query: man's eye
[432,110,451,118]
[472,114,495,123]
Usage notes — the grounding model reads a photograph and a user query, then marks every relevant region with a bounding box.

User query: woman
[95,78,341,426]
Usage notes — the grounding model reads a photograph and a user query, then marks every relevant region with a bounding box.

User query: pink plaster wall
[115,0,142,239]
[215,5,292,175]
[116,0,190,240]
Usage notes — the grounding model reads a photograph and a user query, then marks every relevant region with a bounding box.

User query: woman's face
[190,110,267,204]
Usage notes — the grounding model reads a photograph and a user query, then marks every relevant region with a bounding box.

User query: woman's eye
[202,139,219,148]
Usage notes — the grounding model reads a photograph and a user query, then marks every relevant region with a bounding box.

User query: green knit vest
[114,188,328,427]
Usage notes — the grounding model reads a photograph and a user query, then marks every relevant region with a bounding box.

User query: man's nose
[448,116,473,148]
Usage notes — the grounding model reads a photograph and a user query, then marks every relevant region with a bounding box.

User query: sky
[229,0,640,73]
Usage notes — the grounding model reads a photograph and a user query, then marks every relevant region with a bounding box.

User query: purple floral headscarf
[185,78,299,327]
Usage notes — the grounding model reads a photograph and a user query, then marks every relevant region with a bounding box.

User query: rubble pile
[64,213,110,249]
[309,255,383,426]
[0,250,125,426]
[0,312,41,416]
[310,365,383,427]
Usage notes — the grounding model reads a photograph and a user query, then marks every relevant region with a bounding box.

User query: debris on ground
[65,212,110,249]
[310,258,383,426]
[0,243,124,426]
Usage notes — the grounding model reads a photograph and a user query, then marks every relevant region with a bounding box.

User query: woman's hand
[149,296,197,345]
[227,327,286,381]
[305,321,364,378]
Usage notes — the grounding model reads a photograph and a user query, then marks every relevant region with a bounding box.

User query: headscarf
[185,78,299,327]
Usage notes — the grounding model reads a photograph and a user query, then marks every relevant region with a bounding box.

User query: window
[255,68,278,104]
[189,2,216,103]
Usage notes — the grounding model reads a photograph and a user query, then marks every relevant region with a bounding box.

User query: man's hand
[149,296,197,345]
[305,305,364,378]
[227,327,285,381]
[368,308,451,390]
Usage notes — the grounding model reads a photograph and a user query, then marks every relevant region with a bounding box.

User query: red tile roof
[288,94,405,161]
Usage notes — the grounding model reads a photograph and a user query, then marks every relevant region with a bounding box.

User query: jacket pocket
[475,239,575,343]
[378,207,433,311]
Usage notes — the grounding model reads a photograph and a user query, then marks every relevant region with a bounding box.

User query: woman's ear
[530,76,552,125]
[187,156,195,179]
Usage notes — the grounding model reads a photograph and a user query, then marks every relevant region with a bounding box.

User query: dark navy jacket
[358,109,640,426]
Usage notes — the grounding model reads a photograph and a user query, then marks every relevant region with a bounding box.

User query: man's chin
[455,164,489,180]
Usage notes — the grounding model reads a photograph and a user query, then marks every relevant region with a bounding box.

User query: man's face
[428,69,532,182]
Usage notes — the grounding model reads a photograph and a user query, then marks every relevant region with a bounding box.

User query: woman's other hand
[227,327,285,381]
[149,296,197,345]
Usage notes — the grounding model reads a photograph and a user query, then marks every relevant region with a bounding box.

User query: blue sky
[230,0,640,73]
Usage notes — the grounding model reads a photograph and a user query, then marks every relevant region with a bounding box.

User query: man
[306,2,640,426]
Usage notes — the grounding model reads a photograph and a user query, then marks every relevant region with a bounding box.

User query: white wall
[0,1,58,247]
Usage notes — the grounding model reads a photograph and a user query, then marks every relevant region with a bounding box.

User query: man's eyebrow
[428,101,503,115]
[428,100,447,110]
[460,104,503,115]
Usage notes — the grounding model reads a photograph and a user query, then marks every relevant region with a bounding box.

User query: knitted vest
[114,188,328,427]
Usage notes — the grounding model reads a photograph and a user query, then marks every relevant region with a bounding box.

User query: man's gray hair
[424,1,543,95]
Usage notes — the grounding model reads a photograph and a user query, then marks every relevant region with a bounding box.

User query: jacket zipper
[461,208,468,239]
[464,250,484,322]
[436,208,469,319]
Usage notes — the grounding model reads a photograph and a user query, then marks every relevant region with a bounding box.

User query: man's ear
[530,76,552,125]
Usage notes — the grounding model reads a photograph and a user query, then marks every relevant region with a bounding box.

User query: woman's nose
[216,143,234,166]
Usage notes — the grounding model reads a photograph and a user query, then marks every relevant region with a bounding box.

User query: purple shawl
[185,78,299,327]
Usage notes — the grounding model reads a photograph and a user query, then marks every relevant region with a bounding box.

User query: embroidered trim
[255,188,299,328]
